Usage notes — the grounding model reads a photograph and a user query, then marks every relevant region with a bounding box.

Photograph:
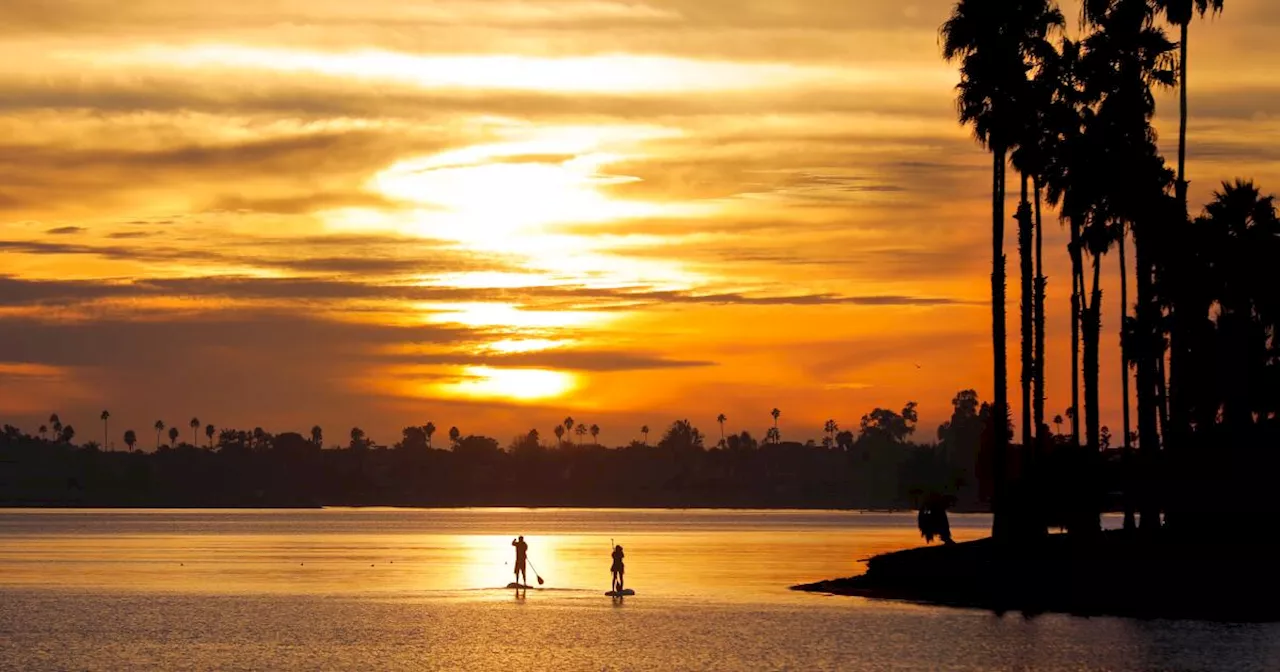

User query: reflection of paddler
[512,536,529,585]
[611,544,625,592]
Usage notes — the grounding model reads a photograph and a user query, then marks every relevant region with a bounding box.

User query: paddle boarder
[512,536,529,586]
[610,544,625,592]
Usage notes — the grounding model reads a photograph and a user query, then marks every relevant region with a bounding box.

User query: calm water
[0,509,1276,671]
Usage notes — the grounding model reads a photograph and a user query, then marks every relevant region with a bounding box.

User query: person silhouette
[611,544,625,592]
[512,536,529,586]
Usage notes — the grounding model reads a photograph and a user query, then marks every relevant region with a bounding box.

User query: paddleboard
[605,589,635,597]
[506,583,536,589]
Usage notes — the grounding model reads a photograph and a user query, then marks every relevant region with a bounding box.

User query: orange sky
[1,0,1278,448]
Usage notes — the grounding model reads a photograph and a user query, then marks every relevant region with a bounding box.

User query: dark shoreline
[793,531,1280,622]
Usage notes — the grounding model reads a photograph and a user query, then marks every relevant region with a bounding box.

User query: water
[0,509,1276,671]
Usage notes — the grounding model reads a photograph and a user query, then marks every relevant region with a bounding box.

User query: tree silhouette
[942,0,1033,537]
[824,419,839,447]
[349,427,366,451]
[589,424,600,445]
[60,425,75,444]
[49,414,62,437]
[310,425,323,447]
[123,429,137,452]
[716,413,727,448]
[424,422,436,449]
[1153,0,1225,209]
[190,418,200,446]
[167,426,179,447]
[563,417,574,438]
[448,426,461,447]
[205,424,216,449]
[1053,414,1064,436]
[100,410,110,451]
[770,408,781,444]
[553,424,565,446]
[37,424,47,441]
[154,420,165,449]
[574,423,587,445]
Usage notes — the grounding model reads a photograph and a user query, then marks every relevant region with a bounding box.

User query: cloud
[45,225,84,235]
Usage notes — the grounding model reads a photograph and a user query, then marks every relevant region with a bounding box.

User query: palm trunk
[1081,252,1103,533]
[1119,228,1136,531]
[1018,173,1033,450]
[1135,227,1161,532]
[1069,218,1084,449]
[1033,178,1046,447]
[991,147,1010,540]
[1176,21,1189,210]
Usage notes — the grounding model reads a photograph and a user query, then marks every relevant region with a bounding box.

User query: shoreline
[793,532,1280,622]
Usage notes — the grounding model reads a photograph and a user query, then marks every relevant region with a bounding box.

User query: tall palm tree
[424,422,436,449]
[49,414,62,437]
[1153,0,1224,209]
[770,408,780,444]
[824,419,839,447]
[190,418,200,446]
[942,0,1048,538]
[205,424,215,449]
[574,423,587,446]
[38,424,47,441]
[563,417,574,438]
[123,429,137,452]
[167,426,179,447]
[100,410,110,451]
[716,414,727,448]
[640,425,650,445]
[311,425,323,447]
[554,425,565,446]
[589,424,600,445]
[154,420,165,449]
[350,427,366,450]
[448,426,461,447]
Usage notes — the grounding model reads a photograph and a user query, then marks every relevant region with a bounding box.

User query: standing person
[610,544,625,592]
[512,536,529,586]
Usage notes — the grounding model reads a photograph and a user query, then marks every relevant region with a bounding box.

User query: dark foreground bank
[794,531,1280,622]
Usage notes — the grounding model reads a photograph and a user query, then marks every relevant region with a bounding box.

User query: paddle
[526,558,546,586]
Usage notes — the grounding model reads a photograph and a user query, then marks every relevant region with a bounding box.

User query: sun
[433,366,577,402]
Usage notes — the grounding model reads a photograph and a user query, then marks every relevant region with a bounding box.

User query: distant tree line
[0,391,1092,510]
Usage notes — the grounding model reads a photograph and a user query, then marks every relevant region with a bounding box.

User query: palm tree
[123,429,137,452]
[770,408,780,444]
[1153,0,1224,209]
[1119,222,1136,531]
[563,417,574,438]
[574,423,587,446]
[154,420,165,449]
[640,425,650,445]
[190,418,200,446]
[553,425,565,446]
[716,414,727,448]
[205,424,215,449]
[823,419,839,447]
[941,0,1038,537]
[350,427,366,450]
[589,424,600,445]
[49,414,62,437]
[100,410,110,451]
[1053,414,1064,436]
[310,425,323,447]
[424,422,436,449]
[37,424,47,441]
[167,426,179,447]
[448,426,461,447]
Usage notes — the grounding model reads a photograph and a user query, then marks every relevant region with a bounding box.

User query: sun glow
[434,366,577,402]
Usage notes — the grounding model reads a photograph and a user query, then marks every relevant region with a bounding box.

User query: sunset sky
[1,0,1278,448]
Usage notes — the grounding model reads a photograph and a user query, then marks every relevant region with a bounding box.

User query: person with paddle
[610,543,625,593]
[512,536,529,586]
